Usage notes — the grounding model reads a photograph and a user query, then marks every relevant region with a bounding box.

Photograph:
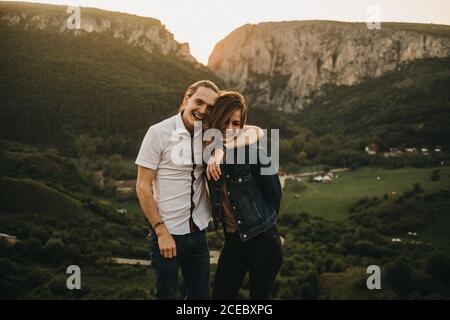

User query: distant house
[115,180,137,200]
[312,176,324,182]
[312,173,333,183]
[405,147,417,154]
[365,143,379,155]
[116,209,128,215]
[383,148,403,158]
[435,146,442,152]
[421,147,429,155]
[0,233,18,245]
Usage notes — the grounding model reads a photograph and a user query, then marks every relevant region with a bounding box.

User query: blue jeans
[149,229,210,300]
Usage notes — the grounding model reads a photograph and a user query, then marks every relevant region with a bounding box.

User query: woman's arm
[207,125,264,181]
[224,125,264,149]
[251,146,282,214]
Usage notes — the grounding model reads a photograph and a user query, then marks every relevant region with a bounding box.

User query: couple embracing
[135,80,283,300]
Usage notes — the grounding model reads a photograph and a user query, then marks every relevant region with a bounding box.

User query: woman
[204,91,283,300]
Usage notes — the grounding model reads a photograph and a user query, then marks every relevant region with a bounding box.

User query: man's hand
[156,226,177,258]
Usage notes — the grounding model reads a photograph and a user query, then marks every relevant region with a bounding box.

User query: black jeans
[213,224,283,300]
[149,229,210,300]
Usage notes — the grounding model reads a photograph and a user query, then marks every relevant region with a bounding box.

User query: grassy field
[280,166,450,220]
[110,165,450,223]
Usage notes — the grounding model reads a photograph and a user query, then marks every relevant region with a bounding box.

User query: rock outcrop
[0,2,197,64]
[208,21,450,112]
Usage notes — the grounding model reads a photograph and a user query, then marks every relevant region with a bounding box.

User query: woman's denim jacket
[206,143,282,242]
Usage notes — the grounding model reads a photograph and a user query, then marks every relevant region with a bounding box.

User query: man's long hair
[178,80,220,112]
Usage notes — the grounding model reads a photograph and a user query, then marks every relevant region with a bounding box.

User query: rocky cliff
[0,1,197,64]
[208,21,450,112]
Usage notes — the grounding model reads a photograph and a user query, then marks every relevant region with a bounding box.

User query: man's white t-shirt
[135,112,211,235]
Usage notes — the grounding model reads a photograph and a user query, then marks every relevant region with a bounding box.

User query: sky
[10,0,450,64]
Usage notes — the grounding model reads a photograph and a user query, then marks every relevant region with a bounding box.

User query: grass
[382,22,450,37]
[107,165,450,226]
[280,166,450,220]
[80,264,156,299]
[0,177,85,218]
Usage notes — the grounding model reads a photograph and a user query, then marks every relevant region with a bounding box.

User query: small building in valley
[0,233,18,245]
[115,180,137,200]
[365,143,379,155]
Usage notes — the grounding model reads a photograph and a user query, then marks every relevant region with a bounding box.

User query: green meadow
[280,166,450,220]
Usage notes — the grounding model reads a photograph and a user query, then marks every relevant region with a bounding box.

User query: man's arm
[136,166,177,258]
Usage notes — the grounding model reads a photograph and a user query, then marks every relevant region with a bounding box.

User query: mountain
[0,1,196,63]
[0,1,222,157]
[293,58,450,150]
[208,21,450,112]
[247,57,450,168]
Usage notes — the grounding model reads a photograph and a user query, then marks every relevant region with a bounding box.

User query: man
[136,80,219,300]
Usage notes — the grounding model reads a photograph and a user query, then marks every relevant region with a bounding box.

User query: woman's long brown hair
[207,90,248,131]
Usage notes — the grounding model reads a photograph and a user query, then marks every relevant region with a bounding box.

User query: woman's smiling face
[222,109,242,140]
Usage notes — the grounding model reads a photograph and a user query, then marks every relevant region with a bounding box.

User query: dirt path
[108,250,222,266]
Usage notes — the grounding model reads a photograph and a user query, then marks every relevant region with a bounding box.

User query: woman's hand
[206,148,225,181]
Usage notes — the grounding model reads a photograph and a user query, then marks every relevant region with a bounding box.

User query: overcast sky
[10,0,450,64]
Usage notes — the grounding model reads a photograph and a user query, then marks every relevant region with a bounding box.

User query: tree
[425,252,450,285]
[43,238,67,263]
[386,258,414,297]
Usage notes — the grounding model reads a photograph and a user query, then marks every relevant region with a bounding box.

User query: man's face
[183,87,218,128]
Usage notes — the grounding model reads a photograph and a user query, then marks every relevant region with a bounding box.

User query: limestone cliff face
[0,2,197,64]
[208,21,450,112]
